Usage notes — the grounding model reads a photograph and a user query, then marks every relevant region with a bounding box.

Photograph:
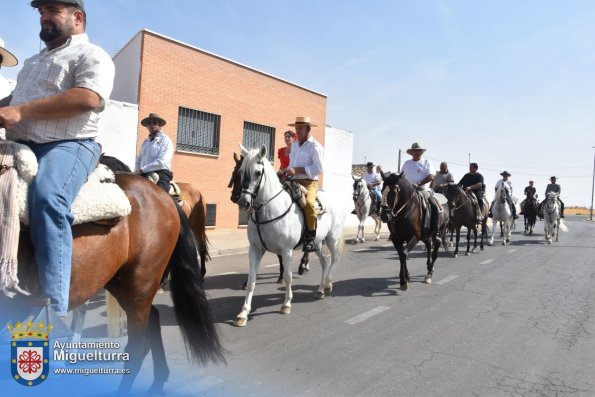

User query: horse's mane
[100,154,132,173]
[239,147,282,197]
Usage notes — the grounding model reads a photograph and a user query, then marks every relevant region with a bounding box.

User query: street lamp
[590,146,595,221]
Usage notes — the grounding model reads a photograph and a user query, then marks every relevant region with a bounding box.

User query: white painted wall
[111,32,142,104]
[323,125,354,218]
[97,100,138,170]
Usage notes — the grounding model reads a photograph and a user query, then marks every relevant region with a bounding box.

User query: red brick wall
[137,32,327,229]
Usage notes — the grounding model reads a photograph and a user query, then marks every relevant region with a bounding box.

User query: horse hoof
[423,275,432,284]
[324,287,332,295]
[352,240,358,245]
[480,247,484,251]
[375,237,380,241]
[465,252,470,256]
[276,278,283,284]
[399,283,409,291]
[298,266,305,275]
[233,317,247,327]
[313,291,325,299]
[452,253,458,258]
[280,305,291,314]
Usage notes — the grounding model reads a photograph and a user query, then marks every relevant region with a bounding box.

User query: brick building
[111,29,327,229]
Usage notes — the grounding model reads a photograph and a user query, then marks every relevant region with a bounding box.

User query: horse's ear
[259,144,267,159]
[239,144,249,155]
[233,152,240,162]
[352,175,357,180]
[399,171,404,178]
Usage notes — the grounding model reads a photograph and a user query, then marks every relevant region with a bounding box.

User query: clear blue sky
[2,1,595,207]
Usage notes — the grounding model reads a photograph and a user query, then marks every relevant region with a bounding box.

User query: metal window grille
[205,204,217,227]
[177,107,221,155]
[242,121,275,162]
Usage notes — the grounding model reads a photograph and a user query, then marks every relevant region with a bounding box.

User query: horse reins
[241,162,304,252]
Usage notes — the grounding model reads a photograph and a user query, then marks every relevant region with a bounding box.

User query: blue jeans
[26,139,100,316]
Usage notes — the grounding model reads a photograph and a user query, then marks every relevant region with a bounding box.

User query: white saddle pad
[434,192,448,206]
[10,142,131,226]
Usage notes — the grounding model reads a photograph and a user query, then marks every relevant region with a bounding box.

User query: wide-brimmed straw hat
[288,116,317,127]
[0,38,18,67]
[140,113,166,127]
[406,142,426,155]
[500,171,511,177]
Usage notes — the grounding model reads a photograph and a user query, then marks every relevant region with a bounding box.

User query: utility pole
[468,153,471,165]
[590,146,595,221]
[397,149,402,173]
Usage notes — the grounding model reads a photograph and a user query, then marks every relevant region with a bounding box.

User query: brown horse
[382,172,449,290]
[99,155,210,278]
[3,174,223,395]
[444,183,489,257]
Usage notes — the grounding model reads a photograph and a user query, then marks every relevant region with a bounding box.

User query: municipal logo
[7,320,52,387]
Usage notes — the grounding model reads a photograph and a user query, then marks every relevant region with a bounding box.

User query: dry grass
[566,206,591,216]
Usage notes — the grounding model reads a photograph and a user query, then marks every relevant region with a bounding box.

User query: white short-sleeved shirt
[288,136,324,180]
[362,170,382,190]
[7,34,115,143]
[402,158,435,190]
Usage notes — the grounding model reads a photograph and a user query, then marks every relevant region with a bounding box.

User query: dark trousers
[142,169,173,193]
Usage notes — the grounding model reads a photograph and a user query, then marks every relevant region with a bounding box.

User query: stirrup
[303,240,319,252]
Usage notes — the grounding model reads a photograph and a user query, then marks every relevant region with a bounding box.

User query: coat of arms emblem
[7,320,52,387]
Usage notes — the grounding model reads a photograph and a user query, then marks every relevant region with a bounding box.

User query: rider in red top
[277,130,296,181]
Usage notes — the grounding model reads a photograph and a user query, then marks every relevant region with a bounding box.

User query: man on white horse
[286,116,324,252]
[362,161,383,216]
[540,176,565,218]
[401,142,441,245]
[458,162,485,224]
[489,171,518,220]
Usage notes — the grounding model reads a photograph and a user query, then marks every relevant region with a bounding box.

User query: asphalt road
[51,216,595,396]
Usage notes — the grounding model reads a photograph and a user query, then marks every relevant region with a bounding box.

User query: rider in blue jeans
[0,0,115,317]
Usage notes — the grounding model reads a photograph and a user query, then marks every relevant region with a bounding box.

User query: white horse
[543,191,568,244]
[351,176,382,243]
[234,145,345,327]
[489,184,515,246]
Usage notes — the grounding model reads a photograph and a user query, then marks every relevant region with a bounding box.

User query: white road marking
[353,248,373,252]
[382,243,393,247]
[264,263,279,268]
[435,275,459,285]
[507,249,516,253]
[211,272,238,276]
[344,306,390,325]
[480,259,494,265]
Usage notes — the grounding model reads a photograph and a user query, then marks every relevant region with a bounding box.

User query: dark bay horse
[523,192,539,235]
[6,174,224,395]
[382,172,449,290]
[444,184,489,257]
[99,155,210,278]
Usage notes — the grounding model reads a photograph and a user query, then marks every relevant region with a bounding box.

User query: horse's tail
[169,205,225,365]
[559,219,568,232]
[189,191,211,264]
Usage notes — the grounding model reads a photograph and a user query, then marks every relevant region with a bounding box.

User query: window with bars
[242,121,275,162]
[205,204,217,227]
[176,107,221,155]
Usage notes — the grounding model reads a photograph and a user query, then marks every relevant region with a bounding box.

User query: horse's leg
[374,216,381,241]
[314,248,329,299]
[280,250,294,312]
[147,305,170,395]
[277,254,284,283]
[479,219,486,251]
[423,239,433,284]
[555,219,560,242]
[70,303,87,343]
[490,220,497,245]
[322,231,342,296]
[465,227,472,255]
[453,227,461,257]
[234,245,265,326]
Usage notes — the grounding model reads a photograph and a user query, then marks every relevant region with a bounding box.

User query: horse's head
[382,172,410,212]
[498,184,510,203]
[236,144,274,211]
[352,175,366,202]
[228,152,244,204]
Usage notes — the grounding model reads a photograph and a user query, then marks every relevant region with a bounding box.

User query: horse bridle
[353,179,370,213]
[449,186,470,211]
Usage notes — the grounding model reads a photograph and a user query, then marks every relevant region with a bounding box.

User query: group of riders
[356,142,565,245]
